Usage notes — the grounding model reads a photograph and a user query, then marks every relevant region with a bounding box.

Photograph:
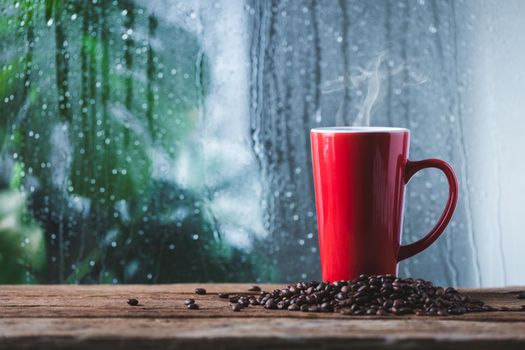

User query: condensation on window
[1,0,524,287]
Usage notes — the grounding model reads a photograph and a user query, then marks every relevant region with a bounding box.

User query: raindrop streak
[146,15,158,137]
[429,0,458,287]
[123,1,134,147]
[450,1,482,287]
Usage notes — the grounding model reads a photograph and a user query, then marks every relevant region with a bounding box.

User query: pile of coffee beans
[216,275,515,316]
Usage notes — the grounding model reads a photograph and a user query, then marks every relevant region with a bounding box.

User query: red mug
[310,127,458,282]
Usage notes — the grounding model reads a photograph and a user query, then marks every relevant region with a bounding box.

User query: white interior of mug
[311,127,409,133]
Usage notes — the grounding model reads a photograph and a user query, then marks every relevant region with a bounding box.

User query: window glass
[1,0,524,287]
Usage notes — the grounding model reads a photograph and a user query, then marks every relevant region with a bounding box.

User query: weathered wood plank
[1,285,525,349]
[0,285,524,321]
[0,318,524,350]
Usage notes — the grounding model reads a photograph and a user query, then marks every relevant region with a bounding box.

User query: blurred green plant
[0,0,270,283]
[0,190,46,283]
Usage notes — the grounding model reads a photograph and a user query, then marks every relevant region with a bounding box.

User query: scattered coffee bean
[218,293,229,299]
[248,285,261,292]
[231,303,242,312]
[184,298,195,306]
[194,288,207,295]
[517,292,525,300]
[127,298,139,306]
[187,303,199,310]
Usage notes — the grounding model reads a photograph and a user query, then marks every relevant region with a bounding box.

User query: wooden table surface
[1,284,525,349]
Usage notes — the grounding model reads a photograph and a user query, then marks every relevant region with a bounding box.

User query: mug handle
[397,159,459,261]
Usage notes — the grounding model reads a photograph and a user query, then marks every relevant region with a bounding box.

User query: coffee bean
[357,285,369,293]
[300,304,309,312]
[184,298,195,305]
[248,285,261,292]
[355,296,369,305]
[277,301,288,309]
[381,282,393,291]
[281,289,292,298]
[127,298,139,306]
[308,305,319,312]
[288,304,300,311]
[264,300,277,309]
[187,303,199,310]
[500,306,510,311]
[365,309,375,315]
[340,285,350,293]
[393,299,404,308]
[231,303,242,312]
[218,293,229,299]
[445,287,456,294]
[229,295,239,303]
[320,302,332,312]
[194,288,207,295]
[517,292,525,300]
[335,292,346,300]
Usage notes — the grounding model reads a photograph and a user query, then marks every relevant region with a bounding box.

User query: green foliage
[99,182,269,283]
[0,190,46,283]
[0,0,269,284]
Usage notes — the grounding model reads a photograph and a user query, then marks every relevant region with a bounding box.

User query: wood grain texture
[1,284,525,349]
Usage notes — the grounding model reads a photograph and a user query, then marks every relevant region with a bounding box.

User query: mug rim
[311,126,409,133]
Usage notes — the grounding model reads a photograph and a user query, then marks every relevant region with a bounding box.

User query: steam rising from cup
[321,51,427,126]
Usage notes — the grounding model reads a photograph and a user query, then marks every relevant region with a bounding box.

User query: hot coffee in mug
[310,127,458,282]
